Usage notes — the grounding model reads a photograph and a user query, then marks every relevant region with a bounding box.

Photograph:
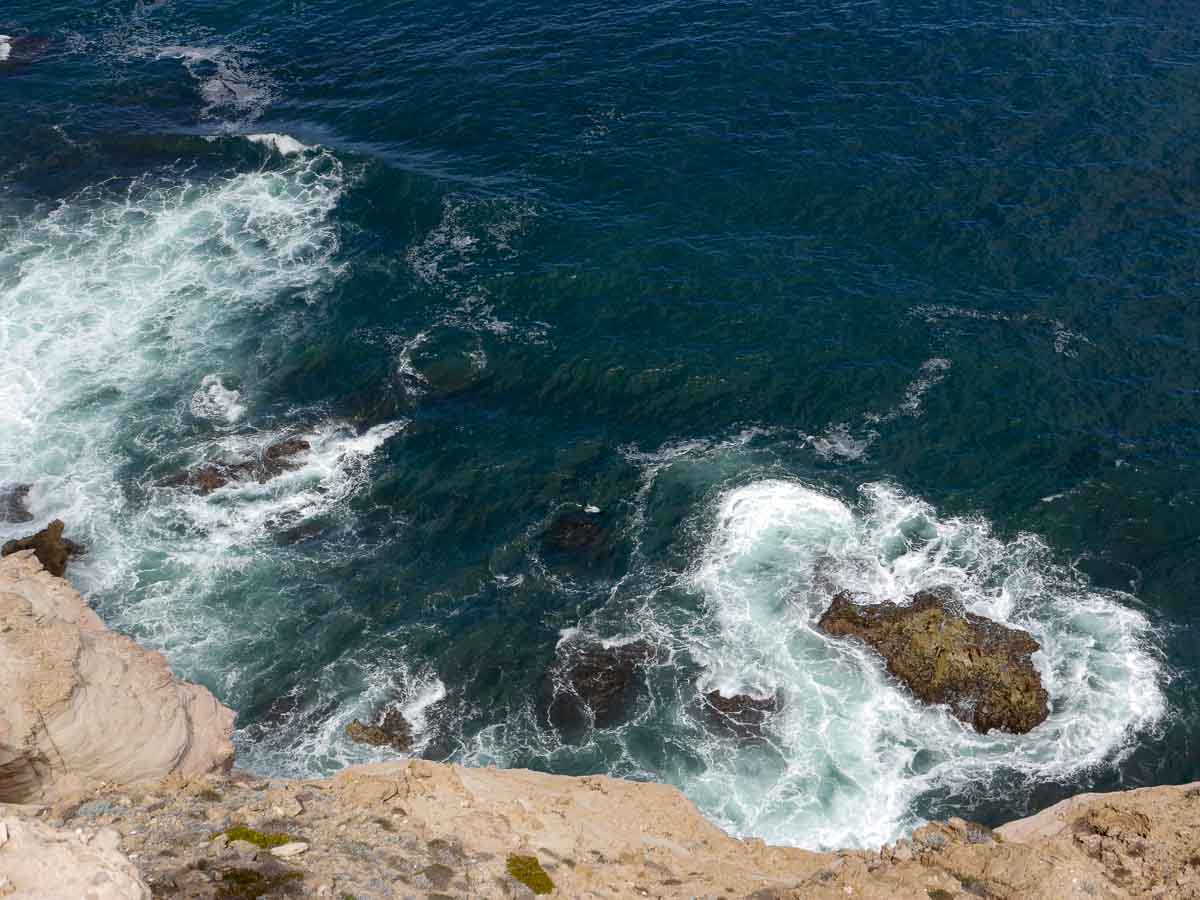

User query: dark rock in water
[702,690,778,739]
[164,437,310,495]
[817,588,1049,734]
[346,707,413,752]
[1,519,84,577]
[260,438,311,480]
[543,509,608,556]
[548,641,655,730]
[0,484,33,523]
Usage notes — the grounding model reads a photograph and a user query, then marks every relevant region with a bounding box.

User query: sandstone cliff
[2,550,1198,899]
[0,551,235,805]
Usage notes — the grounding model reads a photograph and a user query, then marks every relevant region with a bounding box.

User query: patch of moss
[927,890,955,900]
[216,868,302,899]
[221,825,293,850]
[197,788,223,802]
[507,854,554,895]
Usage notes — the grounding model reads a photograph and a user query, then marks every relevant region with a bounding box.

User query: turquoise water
[0,0,1195,850]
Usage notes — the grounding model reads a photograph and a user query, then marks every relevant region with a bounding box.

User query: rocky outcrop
[0,816,150,899]
[702,689,778,738]
[164,438,311,495]
[346,708,414,752]
[818,588,1050,734]
[0,551,235,804]
[1,519,84,577]
[547,641,654,730]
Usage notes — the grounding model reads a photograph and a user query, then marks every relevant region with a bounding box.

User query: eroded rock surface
[818,587,1049,734]
[346,708,414,752]
[0,551,235,804]
[0,816,150,899]
[10,762,1200,899]
[0,519,84,577]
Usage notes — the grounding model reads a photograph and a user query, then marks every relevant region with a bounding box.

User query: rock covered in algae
[817,587,1049,734]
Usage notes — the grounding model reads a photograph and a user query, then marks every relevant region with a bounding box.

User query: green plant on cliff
[506,854,555,894]
[220,825,293,849]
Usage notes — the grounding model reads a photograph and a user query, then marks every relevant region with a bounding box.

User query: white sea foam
[0,36,12,63]
[0,148,376,679]
[190,375,246,425]
[244,133,312,157]
[677,479,1165,849]
[156,45,274,124]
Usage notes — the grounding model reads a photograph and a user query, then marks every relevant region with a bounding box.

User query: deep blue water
[2,0,1198,849]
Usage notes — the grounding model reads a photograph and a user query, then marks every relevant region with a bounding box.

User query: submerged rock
[1,519,84,577]
[0,483,33,523]
[164,437,311,495]
[543,509,607,553]
[701,690,778,739]
[346,708,413,753]
[548,641,655,730]
[817,588,1049,734]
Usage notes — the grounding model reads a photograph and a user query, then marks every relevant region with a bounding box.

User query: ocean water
[1,0,1196,851]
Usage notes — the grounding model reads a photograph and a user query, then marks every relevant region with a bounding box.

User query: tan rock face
[0,816,149,899]
[818,587,1050,734]
[0,551,236,804]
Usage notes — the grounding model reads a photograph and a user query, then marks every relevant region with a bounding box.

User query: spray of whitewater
[0,144,404,687]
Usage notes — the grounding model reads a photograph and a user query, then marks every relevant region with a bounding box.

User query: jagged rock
[0,483,33,523]
[818,588,1049,734]
[0,551,235,803]
[164,437,311,495]
[346,708,413,752]
[1,519,84,577]
[548,641,654,729]
[702,690,778,739]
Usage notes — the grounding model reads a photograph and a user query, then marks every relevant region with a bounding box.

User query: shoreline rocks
[818,587,1050,734]
[346,708,414,753]
[164,437,312,495]
[1,518,84,577]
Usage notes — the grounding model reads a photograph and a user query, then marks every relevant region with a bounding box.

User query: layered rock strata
[0,551,235,805]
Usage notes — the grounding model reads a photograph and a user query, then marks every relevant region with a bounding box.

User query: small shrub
[221,825,292,849]
[507,854,555,895]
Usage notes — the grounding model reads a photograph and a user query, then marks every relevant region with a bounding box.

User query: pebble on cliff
[817,587,1050,734]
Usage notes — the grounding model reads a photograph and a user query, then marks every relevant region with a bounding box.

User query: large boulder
[817,588,1049,734]
[0,551,235,803]
[1,519,84,577]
